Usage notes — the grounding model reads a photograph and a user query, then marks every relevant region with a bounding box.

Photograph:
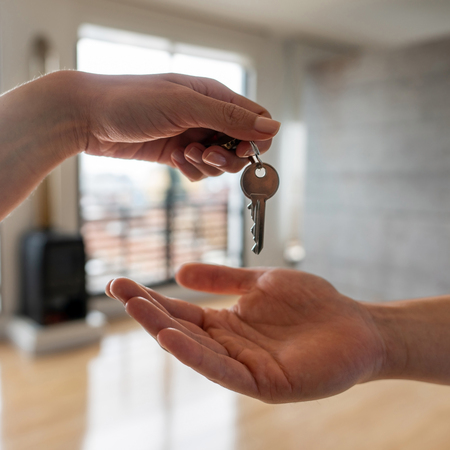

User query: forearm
[0,71,85,221]
[368,295,450,384]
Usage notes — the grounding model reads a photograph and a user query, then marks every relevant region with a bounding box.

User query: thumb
[185,93,280,141]
[176,263,264,295]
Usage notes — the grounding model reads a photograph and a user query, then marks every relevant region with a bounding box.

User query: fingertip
[184,146,225,177]
[172,156,206,182]
[236,139,271,158]
[175,262,198,285]
[124,295,152,318]
[201,147,248,174]
[105,279,115,298]
[157,328,183,353]
[171,149,187,165]
[185,145,204,164]
[185,143,206,164]
[254,116,281,135]
[157,328,202,365]
[156,327,171,349]
[110,277,149,305]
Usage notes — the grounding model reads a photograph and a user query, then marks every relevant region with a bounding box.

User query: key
[203,134,261,165]
[202,133,241,151]
[241,162,279,254]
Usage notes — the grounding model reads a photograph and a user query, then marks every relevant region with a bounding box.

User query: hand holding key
[0,71,280,221]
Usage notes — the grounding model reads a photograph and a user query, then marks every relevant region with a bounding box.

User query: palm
[108,264,384,403]
[86,127,208,166]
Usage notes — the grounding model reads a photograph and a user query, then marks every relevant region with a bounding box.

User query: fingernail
[185,146,203,164]
[254,116,281,134]
[244,148,255,157]
[204,152,227,167]
[109,279,126,305]
[172,149,186,165]
[156,333,168,351]
[105,280,116,300]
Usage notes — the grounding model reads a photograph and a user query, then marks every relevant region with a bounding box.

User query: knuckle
[222,103,249,127]
[227,160,247,174]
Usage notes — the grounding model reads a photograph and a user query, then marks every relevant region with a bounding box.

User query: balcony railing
[81,195,229,295]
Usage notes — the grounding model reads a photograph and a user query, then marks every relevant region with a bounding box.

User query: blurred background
[1,0,450,448]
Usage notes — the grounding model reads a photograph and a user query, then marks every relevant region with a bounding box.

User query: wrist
[365,302,409,381]
[1,71,88,162]
[29,70,89,160]
[366,296,450,384]
[0,71,88,219]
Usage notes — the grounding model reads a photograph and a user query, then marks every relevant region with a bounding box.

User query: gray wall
[302,38,450,301]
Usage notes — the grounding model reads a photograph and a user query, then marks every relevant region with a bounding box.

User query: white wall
[302,38,450,301]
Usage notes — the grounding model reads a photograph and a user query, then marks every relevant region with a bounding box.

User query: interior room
[1,0,450,448]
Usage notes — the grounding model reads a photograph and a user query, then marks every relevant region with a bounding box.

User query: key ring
[249,141,264,169]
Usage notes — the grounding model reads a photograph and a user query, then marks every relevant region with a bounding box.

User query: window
[77,25,246,294]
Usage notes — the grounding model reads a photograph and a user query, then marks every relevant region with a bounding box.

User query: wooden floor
[1,297,450,450]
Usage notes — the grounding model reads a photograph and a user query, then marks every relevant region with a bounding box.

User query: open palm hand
[107,264,385,403]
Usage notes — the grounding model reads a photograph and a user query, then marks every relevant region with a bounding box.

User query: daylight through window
[77,25,246,294]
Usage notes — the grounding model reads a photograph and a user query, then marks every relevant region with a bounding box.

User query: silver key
[241,162,279,254]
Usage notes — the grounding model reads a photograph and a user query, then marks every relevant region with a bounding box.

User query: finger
[201,145,250,173]
[111,278,210,336]
[170,85,280,142]
[196,99,280,142]
[108,277,206,328]
[184,144,226,176]
[157,327,259,398]
[235,139,272,159]
[105,279,114,298]
[166,74,270,118]
[109,277,155,305]
[176,263,264,295]
[143,287,205,327]
[171,149,207,181]
[126,297,228,355]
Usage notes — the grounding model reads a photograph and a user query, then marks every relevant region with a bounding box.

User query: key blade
[250,197,265,255]
[247,202,255,221]
[251,198,260,254]
[256,197,265,254]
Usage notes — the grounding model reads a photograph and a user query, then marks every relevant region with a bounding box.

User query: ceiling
[129,0,450,48]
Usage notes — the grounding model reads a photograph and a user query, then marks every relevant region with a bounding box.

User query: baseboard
[6,311,106,355]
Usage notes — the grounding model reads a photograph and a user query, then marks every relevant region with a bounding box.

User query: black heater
[21,230,87,326]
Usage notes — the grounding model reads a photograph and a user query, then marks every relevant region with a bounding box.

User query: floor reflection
[0,339,90,450]
[82,328,237,450]
[4,308,450,449]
